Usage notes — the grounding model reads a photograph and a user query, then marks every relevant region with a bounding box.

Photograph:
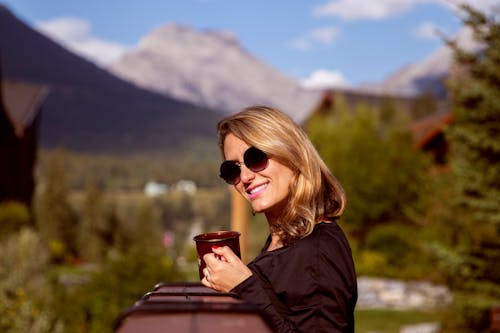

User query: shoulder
[300,222,355,271]
[301,221,350,250]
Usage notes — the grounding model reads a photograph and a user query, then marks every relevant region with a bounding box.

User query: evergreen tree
[442,4,500,332]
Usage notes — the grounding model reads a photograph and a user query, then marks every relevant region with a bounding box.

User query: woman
[201,105,357,332]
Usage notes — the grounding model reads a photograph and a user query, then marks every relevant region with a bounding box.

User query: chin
[252,206,264,213]
[251,202,267,214]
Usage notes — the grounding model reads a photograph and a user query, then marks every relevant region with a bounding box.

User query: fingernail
[212,245,218,250]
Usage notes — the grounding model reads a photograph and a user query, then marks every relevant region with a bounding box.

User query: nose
[239,164,256,184]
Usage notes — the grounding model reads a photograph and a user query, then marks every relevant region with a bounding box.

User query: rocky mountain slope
[2,3,479,155]
[109,23,480,122]
[108,24,321,122]
[358,27,481,97]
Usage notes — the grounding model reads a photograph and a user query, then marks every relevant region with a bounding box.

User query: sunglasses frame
[219,147,269,185]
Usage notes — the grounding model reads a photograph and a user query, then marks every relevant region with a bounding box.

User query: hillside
[0,5,221,154]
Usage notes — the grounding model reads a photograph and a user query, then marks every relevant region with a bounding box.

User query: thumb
[212,245,240,263]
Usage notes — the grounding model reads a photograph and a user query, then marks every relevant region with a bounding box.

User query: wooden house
[409,110,453,164]
[0,78,49,206]
[305,89,453,164]
[305,89,419,120]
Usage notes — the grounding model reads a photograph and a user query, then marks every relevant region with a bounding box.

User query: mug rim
[193,230,241,243]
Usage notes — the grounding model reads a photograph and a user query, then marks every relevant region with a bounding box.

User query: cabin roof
[1,79,49,137]
[409,110,454,149]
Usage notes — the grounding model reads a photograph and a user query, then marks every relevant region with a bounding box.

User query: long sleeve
[310,225,357,332]
[231,222,357,333]
[232,273,298,332]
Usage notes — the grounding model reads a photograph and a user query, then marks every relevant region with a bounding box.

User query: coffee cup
[193,231,241,280]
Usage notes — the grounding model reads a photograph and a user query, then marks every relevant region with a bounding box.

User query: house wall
[0,102,39,207]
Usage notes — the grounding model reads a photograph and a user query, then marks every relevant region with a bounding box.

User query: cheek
[269,164,295,193]
[279,172,294,196]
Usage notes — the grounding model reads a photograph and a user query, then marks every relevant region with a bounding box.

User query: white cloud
[415,21,441,40]
[301,69,348,89]
[290,37,312,51]
[35,17,130,65]
[311,26,341,44]
[439,0,500,13]
[290,26,340,50]
[313,0,427,20]
[312,0,499,21]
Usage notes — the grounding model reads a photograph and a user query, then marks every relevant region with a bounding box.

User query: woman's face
[223,133,294,220]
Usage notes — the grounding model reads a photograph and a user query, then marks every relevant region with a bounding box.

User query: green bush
[50,246,185,333]
[440,292,495,333]
[0,201,31,238]
[364,223,415,266]
[0,228,61,333]
[355,249,388,276]
[356,223,442,279]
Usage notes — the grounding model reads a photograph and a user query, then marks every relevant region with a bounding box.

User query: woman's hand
[201,246,252,292]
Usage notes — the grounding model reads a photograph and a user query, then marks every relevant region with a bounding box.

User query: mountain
[108,24,320,123]
[107,23,480,120]
[357,27,481,98]
[0,5,222,154]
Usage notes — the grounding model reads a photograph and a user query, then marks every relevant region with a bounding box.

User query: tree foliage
[0,201,31,238]
[438,4,500,332]
[307,94,429,234]
[35,150,79,262]
[0,228,62,333]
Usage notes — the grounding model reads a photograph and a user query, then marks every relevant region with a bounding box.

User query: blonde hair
[217,105,346,245]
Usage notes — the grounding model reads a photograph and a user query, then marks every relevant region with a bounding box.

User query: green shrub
[51,246,185,333]
[364,223,416,267]
[0,228,61,333]
[355,249,388,276]
[0,201,31,238]
[440,292,496,333]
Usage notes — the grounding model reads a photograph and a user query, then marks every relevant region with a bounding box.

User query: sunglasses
[219,147,269,185]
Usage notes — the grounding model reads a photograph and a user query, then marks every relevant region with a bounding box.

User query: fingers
[201,267,213,288]
[203,252,219,266]
[201,275,211,288]
[211,246,240,263]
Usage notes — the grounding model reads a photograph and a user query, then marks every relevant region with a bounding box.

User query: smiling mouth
[247,183,268,199]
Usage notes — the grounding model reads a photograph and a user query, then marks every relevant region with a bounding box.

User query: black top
[231,222,357,333]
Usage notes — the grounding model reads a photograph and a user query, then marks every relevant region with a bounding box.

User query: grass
[355,308,440,333]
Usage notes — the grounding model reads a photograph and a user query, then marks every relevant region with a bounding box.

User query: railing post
[230,186,248,262]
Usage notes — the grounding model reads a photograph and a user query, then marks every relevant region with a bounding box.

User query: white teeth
[249,184,266,194]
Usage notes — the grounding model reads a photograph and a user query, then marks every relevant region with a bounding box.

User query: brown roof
[309,89,454,150]
[1,79,49,137]
[410,110,454,149]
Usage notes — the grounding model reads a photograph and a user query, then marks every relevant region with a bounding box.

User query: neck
[267,233,283,251]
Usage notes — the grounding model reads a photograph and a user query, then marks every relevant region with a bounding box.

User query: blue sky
[3,0,498,88]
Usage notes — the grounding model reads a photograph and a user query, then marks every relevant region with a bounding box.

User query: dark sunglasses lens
[220,161,241,185]
[244,147,268,172]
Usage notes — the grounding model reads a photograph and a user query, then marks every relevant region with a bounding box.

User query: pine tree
[443,4,500,331]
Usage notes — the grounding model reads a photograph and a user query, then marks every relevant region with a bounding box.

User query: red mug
[193,231,241,280]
